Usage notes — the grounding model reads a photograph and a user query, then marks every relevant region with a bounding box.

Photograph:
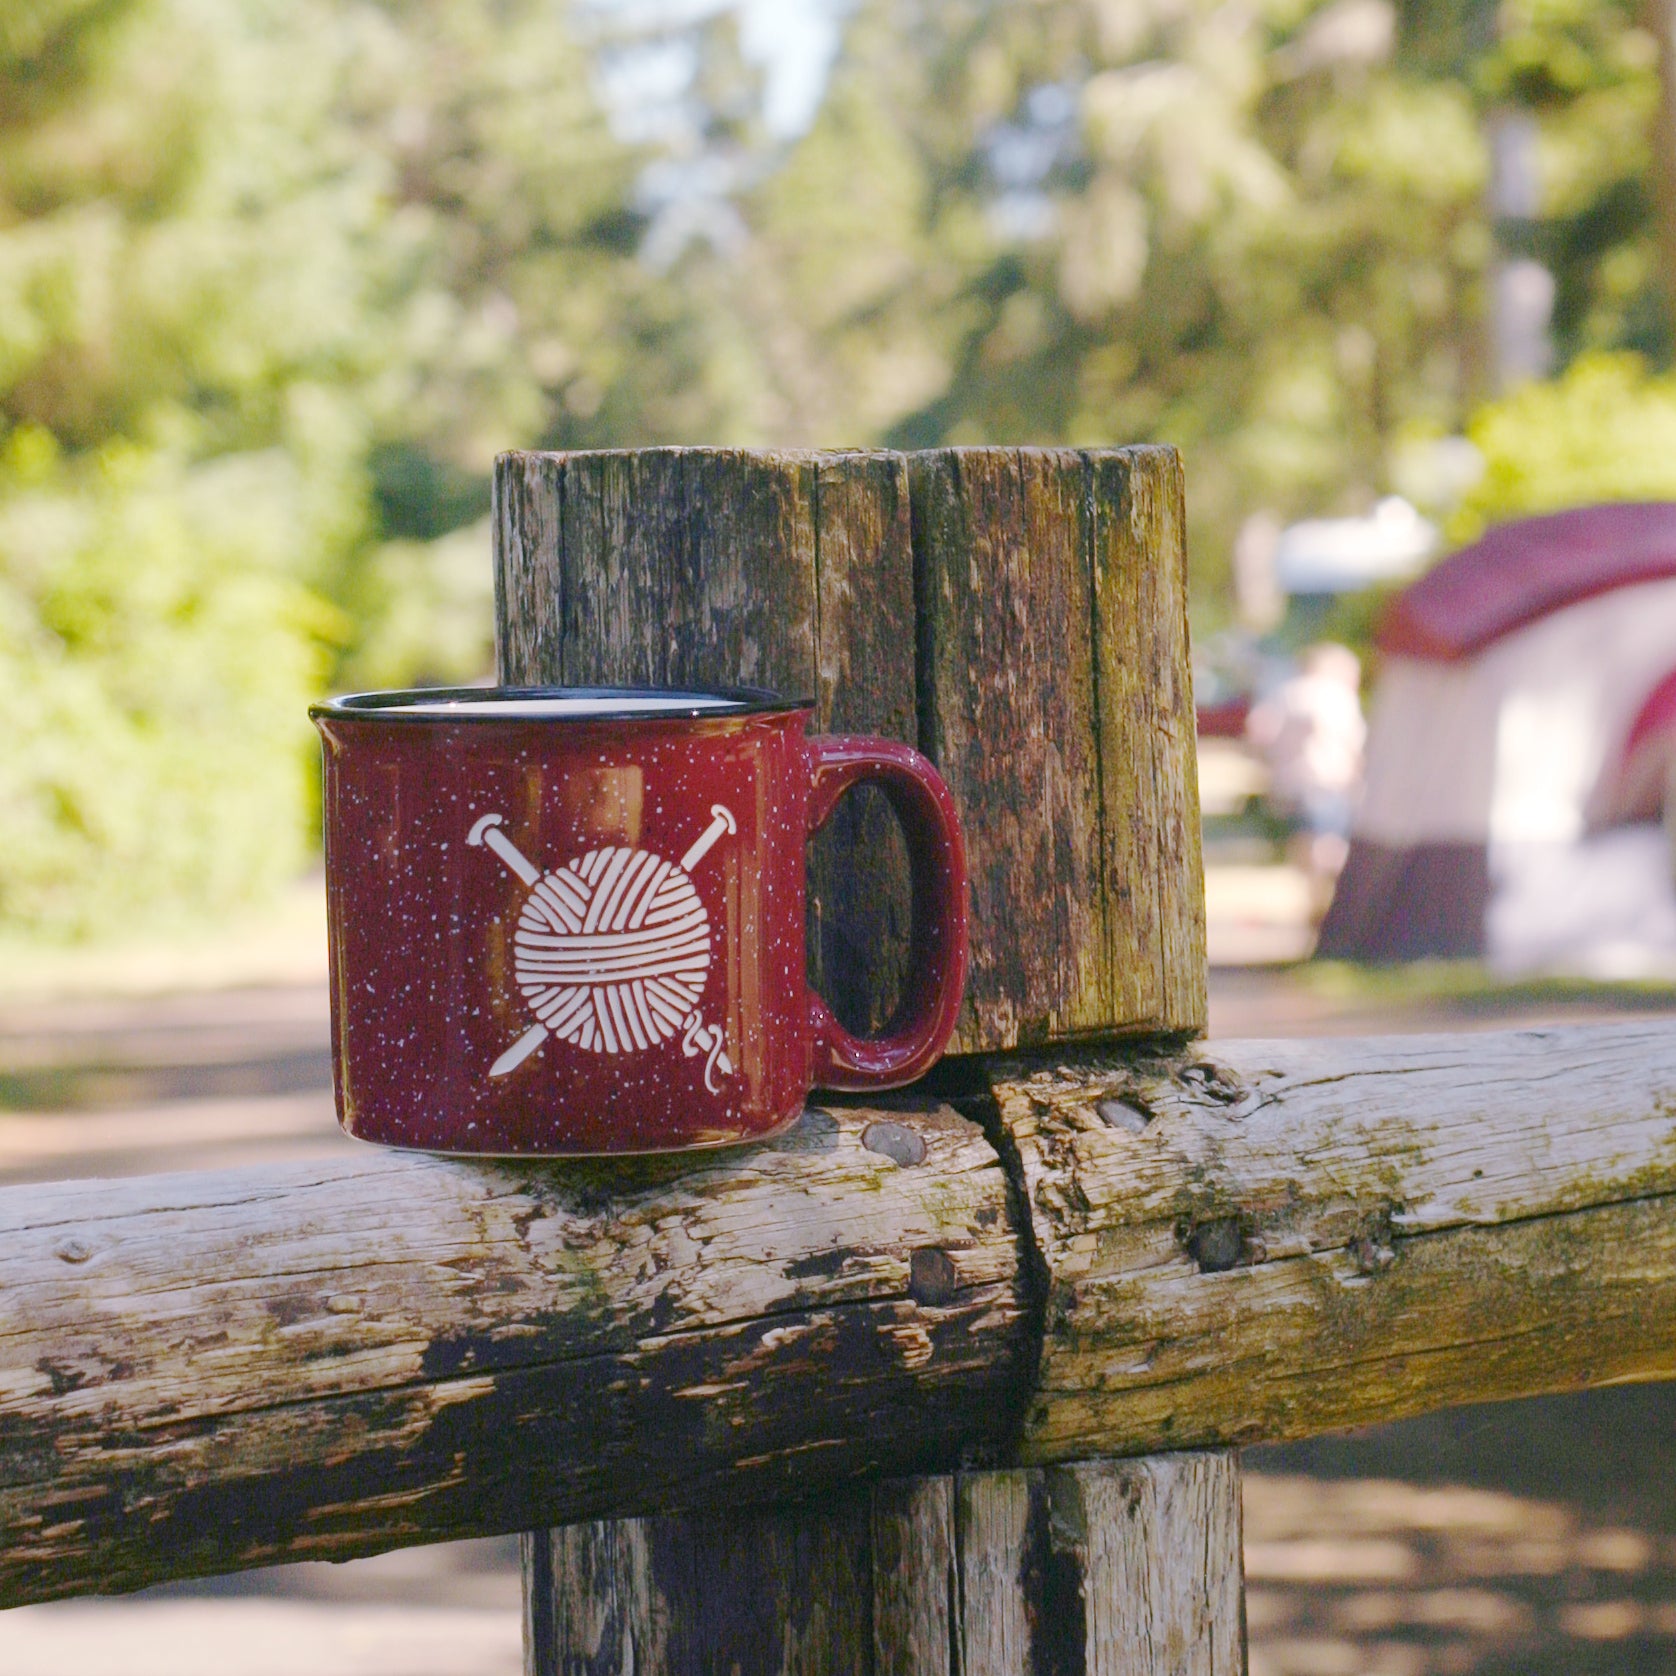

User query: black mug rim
[309,684,815,725]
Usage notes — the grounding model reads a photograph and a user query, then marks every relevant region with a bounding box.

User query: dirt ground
[3,883,1675,1674]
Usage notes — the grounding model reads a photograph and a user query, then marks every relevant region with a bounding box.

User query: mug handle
[805,736,969,1090]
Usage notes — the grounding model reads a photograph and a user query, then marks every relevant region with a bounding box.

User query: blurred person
[1245,643,1366,896]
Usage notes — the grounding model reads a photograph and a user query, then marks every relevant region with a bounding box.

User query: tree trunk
[1650,0,1676,350]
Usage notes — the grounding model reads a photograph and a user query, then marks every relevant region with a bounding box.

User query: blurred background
[9,0,1676,1670]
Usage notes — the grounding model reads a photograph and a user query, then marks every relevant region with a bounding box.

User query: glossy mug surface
[310,687,969,1155]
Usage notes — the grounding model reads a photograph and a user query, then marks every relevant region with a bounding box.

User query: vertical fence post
[495,445,1228,1676]
[524,1455,1241,1674]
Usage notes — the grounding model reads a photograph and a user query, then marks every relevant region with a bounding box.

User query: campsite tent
[1316,503,1676,975]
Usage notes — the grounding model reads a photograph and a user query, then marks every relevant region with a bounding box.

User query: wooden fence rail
[4,1020,1674,1608]
[7,445,1670,1676]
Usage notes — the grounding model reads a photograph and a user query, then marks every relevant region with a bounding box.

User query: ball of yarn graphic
[512,846,711,1055]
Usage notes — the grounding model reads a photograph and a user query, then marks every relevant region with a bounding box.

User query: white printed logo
[467,805,736,1091]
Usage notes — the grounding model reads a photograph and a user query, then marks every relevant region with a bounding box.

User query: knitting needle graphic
[465,816,548,1075]
[680,804,737,870]
[468,805,737,1079]
[467,812,538,882]
[676,808,738,1090]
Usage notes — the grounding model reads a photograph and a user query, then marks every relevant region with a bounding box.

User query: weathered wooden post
[495,446,1228,1674]
[0,454,1672,1629]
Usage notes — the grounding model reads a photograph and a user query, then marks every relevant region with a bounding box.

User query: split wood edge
[526,1452,1244,1676]
[3,1020,1675,1603]
[996,1018,1676,1460]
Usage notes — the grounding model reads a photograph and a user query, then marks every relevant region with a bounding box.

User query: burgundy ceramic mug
[310,686,969,1155]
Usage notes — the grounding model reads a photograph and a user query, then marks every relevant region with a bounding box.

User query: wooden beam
[0,1100,1026,1605]
[524,1454,1244,1675]
[6,1023,1676,1603]
[527,1490,875,1672]
[496,447,823,694]
[1087,448,1204,1031]
[1000,1019,1676,1459]
[496,443,1212,1676]
[808,451,918,1034]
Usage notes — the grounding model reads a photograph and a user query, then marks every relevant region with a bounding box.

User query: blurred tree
[6,0,1674,937]
[0,0,681,934]
[723,0,1672,612]
[1480,0,1663,368]
[724,0,1494,613]
[1452,350,1676,537]
[0,0,371,933]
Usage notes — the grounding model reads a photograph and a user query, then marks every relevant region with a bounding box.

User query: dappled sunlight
[1247,1473,1676,1676]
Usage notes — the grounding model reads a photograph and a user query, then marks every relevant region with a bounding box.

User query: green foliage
[0,424,334,934]
[731,0,1496,611]
[0,0,365,937]
[9,0,1676,942]
[718,0,1675,623]
[0,0,666,939]
[1489,0,1665,365]
[1454,351,1676,539]
[342,520,494,691]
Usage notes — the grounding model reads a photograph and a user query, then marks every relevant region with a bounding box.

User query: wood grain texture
[912,448,1106,1051]
[525,1455,1242,1676]
[809,452,917,1033]
[1089,448,1205,1030]
[528,1496,875,1672]
[495,447,917,1037]
[12,1022,1676,1602]
[995,1020,1676,1463]
[497,444,1206,1053]
[912,446,1204,1052]
[947,1456,1244,1676]
[870,1477,956,1673]
[494,448,820,692]
[0,1100,1026,1606]
[1073,1454,1244,1675]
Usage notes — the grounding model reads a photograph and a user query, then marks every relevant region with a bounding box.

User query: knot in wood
[908,1247,959,1306]
[1096,1095,1152,1134]
[1348,1234,1396,1275]
[1183,1217,1247,1274]
[861,1121,926,1167]
[1349,1211,1398,1276]
[1174,1062,1262,1120]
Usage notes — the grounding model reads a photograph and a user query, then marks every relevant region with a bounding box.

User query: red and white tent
[1316,503,1676,975]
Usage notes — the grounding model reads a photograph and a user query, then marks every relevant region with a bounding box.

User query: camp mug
[309,686,969,1155]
